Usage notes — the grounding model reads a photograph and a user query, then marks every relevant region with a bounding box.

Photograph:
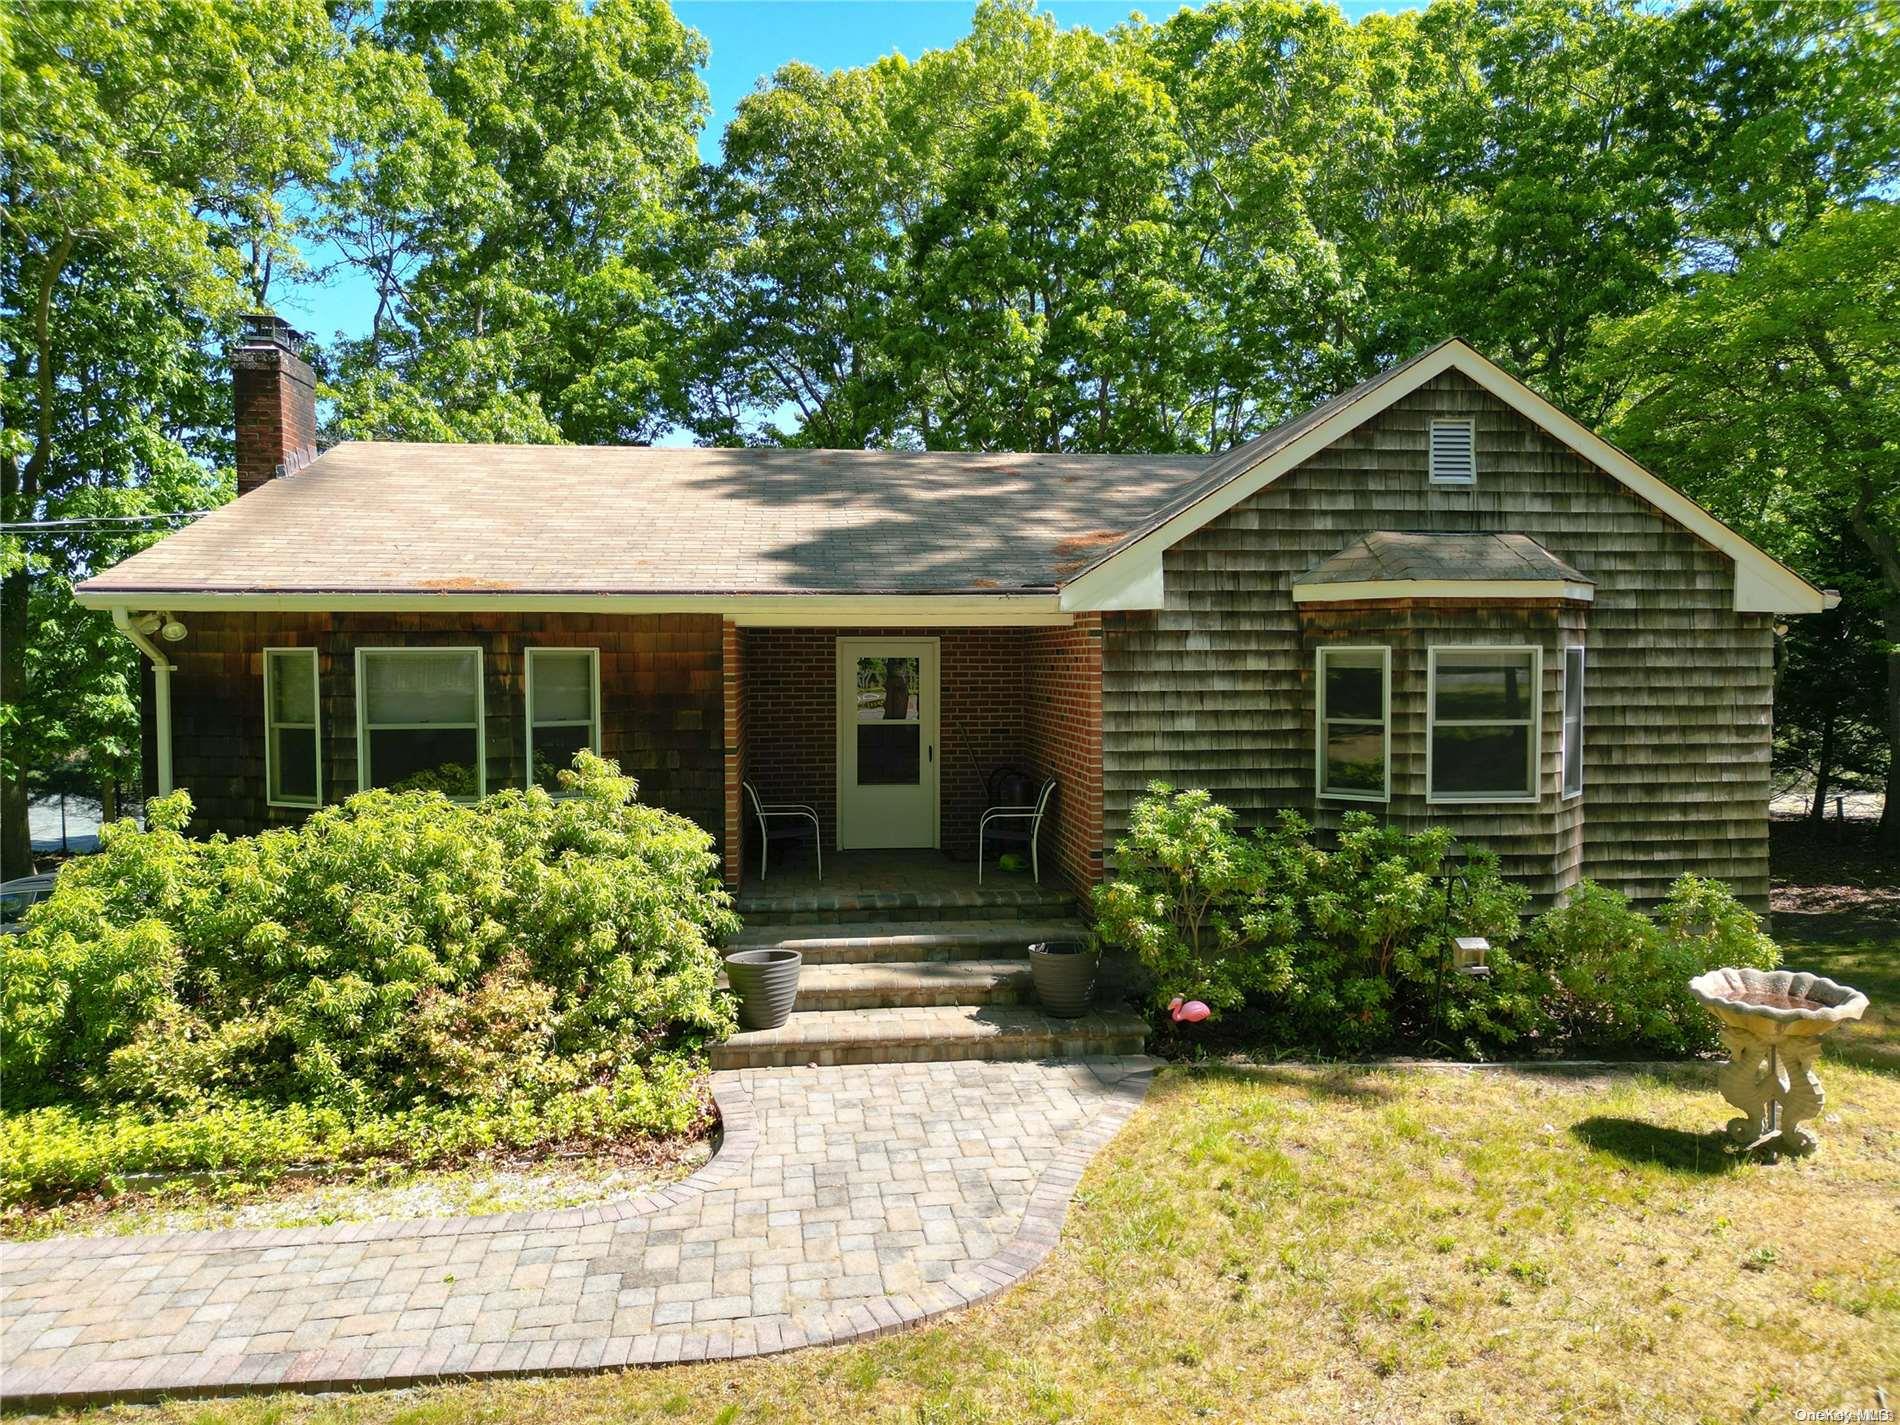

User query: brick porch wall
[722,618,746,888]
[740,628,1028,862]
[1022,615,1105,896]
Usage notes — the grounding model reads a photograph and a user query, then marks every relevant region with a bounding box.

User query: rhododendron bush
[1,754,736,1199]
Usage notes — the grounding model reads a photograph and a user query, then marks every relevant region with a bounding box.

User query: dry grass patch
[32,1057,1898,1425]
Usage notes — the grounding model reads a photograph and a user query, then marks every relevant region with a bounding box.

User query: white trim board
[73,590,1072,626]
[1063,340,1826,616]
[1292,579,1597,605]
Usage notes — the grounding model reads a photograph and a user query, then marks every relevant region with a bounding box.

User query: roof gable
[1059,340,1826,616]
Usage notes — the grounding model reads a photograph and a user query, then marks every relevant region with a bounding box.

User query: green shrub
[1259,811,1537,1057]
[1091,785,1297,1015]
[0,753,736,1199]
[1521,875,1780,1055]
[1093,788,1537,1055]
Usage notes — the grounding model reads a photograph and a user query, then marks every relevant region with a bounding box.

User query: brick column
[721,618,745,890]
[1022,614,1105,896]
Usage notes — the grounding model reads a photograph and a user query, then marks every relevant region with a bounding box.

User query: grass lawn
[35,1051,1897,1425]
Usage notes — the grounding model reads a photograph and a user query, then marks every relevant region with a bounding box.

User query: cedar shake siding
[1101,370,1774,909]
[161,613,724,839]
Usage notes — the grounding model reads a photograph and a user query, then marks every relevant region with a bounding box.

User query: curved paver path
[0,1057,1156,1409]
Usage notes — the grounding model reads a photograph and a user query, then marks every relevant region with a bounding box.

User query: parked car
[0,872,58,934]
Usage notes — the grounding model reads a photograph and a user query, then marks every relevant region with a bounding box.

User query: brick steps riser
[795,981,1033,1012]
[711,1029,1148,1070]
[735,897,1075,929]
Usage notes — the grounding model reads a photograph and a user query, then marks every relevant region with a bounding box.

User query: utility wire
[1,511,213,532]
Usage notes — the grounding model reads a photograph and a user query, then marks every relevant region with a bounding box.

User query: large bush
[1,754,736,1197]
[1094,785,1782,1060]
[1094,787,1537,1056]
[1521,875,1780,1055]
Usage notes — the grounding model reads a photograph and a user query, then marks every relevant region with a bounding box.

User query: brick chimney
[233,314,317,496]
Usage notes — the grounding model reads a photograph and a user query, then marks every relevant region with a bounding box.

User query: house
[78,316,1828,921]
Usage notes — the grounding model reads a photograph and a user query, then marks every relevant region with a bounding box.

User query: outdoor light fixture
[159,618,189,643]
[132,612,164,636]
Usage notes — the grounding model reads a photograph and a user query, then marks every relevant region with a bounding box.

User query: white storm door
[836,637,940,849]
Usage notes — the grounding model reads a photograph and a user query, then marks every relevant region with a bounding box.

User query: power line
[1,511,214,532]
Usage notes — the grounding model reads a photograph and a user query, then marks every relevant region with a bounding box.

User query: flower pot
[724,948,802,1031]
[1029,939,1098,1019]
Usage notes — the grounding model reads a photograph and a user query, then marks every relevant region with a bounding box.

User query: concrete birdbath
[1688,967,1869,1155]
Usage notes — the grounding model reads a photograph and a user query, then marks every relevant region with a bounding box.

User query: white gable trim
[1063,341,1826,616]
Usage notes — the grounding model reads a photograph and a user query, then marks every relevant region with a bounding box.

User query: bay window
[1428,646,1540,802]
[1562,645,1585,798]
[1316,646,1390,801]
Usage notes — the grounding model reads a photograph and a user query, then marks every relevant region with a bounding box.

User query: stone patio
[0,1057,1156,1408]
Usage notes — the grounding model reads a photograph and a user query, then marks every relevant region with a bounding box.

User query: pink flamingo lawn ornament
[1168,996,1210,1024]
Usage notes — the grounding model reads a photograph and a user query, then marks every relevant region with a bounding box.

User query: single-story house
[77,317,1830,909]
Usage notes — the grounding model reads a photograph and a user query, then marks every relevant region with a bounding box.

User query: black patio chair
[743,779,822,882]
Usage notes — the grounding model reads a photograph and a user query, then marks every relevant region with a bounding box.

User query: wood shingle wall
[1101,370,1774,908]
[160,612,725,840]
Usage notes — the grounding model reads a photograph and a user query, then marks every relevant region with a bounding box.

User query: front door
[836,637,939,849]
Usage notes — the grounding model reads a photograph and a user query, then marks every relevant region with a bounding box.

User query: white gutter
[110,607,173,796]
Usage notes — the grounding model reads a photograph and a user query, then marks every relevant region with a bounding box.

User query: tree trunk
[0,564,33,879]
[1807,708,1835,824]
[100,777,119,825]
[1882,602,1900,852]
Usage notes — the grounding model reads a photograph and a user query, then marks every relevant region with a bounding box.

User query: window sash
[1428,646,1540,803]
[1562,645,1585,798]
[264,647,321,808]
[356,647,486,799]
[525,648,601,792]
[1315,646,1390,802]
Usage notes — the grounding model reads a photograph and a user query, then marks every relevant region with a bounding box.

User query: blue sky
[280,1,1404,348]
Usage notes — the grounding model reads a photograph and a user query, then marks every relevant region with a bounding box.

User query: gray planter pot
[1029,939,1098,1019]
[724,948,802,1031]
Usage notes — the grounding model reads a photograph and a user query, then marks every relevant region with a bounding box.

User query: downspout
[111,607,174,796]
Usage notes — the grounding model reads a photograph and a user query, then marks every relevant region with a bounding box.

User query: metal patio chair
[978,777,1056,884]
[743,780,822,882]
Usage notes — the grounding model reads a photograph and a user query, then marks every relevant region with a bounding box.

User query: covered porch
[720,619,1105,899]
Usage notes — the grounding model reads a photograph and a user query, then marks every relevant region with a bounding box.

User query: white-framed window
[1561,645,1585,799]
[1429,418,1477,485]
[1315,645,1390,802]
[264,647,321,808]
[1427,645,1540,803]
[525,647,600,792]
[355,647,485,800]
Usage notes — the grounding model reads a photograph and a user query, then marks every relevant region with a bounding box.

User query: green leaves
[0,753,737,1121]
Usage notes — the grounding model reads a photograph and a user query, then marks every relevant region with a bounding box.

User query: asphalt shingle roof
[79,444,1214,597]
[1293,531,1593,587]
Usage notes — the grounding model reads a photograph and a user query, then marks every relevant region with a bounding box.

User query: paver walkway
[1,1057,1155,1408]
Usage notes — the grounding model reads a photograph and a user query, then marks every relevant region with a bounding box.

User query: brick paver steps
[734,884,1076,928]
[0,1058,1158,1409]
[728,918,1091,965]
[752,959,1037,1011]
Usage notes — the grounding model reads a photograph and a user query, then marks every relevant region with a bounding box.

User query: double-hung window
[355,647,485,799]
[264,647,321,807]
[1316,646,1390,801]
[1561,645,1585,798]
[1428,646,1540,802]
[525,647,600,792]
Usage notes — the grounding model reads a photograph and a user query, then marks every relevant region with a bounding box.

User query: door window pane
[857,657,920,722]
[359,649,484,798]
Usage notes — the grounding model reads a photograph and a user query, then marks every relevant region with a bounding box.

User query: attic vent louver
[1429,419,1476,485]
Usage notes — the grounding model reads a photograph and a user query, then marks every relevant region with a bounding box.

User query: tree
[324,0,709,445]
[1589,204,1900,844]
[0,0,343,878]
